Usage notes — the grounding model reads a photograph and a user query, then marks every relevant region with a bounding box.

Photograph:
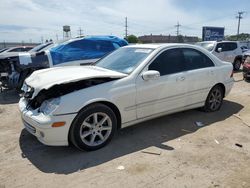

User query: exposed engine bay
[23,77,118,110]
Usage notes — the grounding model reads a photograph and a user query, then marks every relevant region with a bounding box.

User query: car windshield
[196,42,215,52]
[95,47,153,74]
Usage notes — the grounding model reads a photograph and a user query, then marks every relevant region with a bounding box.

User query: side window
[148,48,185,76]
[182,48,214,70]
[215,43,224,52]
[97,41,115,52]
[220,43,237,51]
[229,43,237,51]
[223,43,231,51]
[50,39,116,65]
[9,48,22,52]
[21,48,32,52]
[65,40,95,51]
[112,42,120,49]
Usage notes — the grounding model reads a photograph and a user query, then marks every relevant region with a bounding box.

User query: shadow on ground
[0,89,19,104]
[19,100,243,174]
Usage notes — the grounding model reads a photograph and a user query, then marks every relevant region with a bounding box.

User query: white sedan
[19,44,234,151]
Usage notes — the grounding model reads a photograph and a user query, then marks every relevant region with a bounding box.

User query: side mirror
[217,48,222,53]
[142,70,160,81]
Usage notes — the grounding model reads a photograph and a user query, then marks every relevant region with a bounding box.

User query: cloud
[0,0,249,42]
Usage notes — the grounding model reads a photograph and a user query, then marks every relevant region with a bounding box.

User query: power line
[125,17,128,38]
[236,11,245,38]
[175,21,181,36]
[78,27,83,37]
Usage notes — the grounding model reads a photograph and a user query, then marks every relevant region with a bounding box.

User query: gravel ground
[0,72,249,188]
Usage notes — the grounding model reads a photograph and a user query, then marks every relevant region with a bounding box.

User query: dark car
[0,36,128,90]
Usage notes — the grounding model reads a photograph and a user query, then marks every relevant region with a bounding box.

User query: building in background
[138,34,199,44]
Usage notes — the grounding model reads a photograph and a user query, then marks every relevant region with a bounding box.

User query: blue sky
[0,0,249,43]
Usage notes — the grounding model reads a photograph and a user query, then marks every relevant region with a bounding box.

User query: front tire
[203,85,224,112]
[70,103,117,151]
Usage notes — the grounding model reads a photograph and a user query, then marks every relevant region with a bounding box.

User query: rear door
[136,48,188,119]
[223,42,237,63]
[181,48,216,105]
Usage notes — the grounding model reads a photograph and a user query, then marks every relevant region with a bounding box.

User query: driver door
[136,48,187,119]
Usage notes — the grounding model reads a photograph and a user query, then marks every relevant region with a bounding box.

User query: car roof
[65,35,128,46]
[199,41,238,44]
[124,43,196,49]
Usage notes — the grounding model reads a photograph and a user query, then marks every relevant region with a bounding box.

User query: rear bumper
[19,97,77,146]
[224,78,234,97]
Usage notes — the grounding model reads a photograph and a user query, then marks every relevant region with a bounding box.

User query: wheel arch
[74,100,122,129]
[212,83,226,98]
[67,100,122,146]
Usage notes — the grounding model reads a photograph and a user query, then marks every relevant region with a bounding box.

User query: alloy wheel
[79,112,112,147]
[208,89,222,111]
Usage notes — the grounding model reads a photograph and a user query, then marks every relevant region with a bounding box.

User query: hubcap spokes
[80,112,112,146]
[209,89,222,110]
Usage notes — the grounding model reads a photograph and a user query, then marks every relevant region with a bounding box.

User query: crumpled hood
[25,66,127,98]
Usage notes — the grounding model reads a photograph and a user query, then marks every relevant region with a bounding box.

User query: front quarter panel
[53,76,137,124]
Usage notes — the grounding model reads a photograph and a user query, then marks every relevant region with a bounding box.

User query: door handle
[176,76,185,81]
[210,70,215,75]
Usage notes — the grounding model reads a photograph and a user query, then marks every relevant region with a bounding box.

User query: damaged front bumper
[19,97,77,146]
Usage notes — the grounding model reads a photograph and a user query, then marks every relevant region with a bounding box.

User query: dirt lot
[0,72,250,188]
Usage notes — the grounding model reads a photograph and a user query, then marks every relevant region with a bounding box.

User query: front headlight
[40,97,60,115]
[21,83,34,98]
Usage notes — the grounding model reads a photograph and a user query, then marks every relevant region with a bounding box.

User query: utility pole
[78,27,83,37]
[56,34,58,41]
[175,21,181,36]
[236,11,244,39]
[125,17,128,39]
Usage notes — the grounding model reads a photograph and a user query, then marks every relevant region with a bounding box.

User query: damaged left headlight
[21,83,34,98]
[39,97,60,115]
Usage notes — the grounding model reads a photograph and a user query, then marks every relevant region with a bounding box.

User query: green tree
[126,35,139,43]
[225,33,250,41]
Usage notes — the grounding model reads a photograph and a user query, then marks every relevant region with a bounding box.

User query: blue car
[0,36,128,89]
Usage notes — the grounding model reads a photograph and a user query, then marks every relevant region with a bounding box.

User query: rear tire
[202,85,224,112]
[233,59,241,71]
[70,103,117,151]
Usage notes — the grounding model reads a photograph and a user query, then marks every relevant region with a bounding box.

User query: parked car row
[0,36,128,90]
[196,41,243,71]
[0,46,34,53]
[19,43,234,151]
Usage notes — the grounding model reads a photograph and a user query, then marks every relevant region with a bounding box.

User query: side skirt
[121,102,204,129]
